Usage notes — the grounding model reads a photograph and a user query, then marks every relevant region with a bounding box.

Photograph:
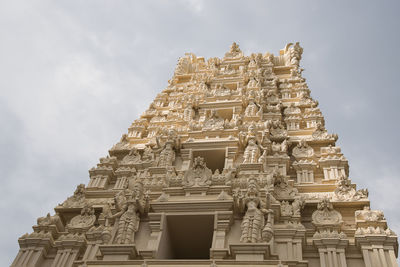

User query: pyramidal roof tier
[13,42,398,267]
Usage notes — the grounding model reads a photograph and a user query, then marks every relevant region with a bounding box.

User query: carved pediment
[311,123,338,141]
[60,184,86,208]
[284,104,301,115]
[224,42,243,59]
[292,140,314,159]
[356,207,384,222]
[312,198,343,231]
[332,175,368,201]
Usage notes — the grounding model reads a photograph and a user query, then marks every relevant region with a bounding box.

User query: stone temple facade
[12,43,398,267]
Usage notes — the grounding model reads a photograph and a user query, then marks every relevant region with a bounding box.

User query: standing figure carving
[239,125,267,164]
[153,129,180,167]
[234,179,274,243]
[108,180,149,244]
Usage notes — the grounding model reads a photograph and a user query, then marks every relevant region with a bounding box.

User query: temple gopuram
[12,42,398,267]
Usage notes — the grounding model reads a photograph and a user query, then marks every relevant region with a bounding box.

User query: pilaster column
[210,211,233,259]
[313,231,349,267]
[356,234,398,267]
[51,237,86,267]
[274,226,305,261]
[140,212,165,259]
[11,236,53,267]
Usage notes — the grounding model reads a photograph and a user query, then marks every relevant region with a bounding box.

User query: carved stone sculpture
[283,42,303,67]
[239,125,266,164]
[67,205,96,231]
[184,156,212,187]
[312,198,343,231]
[153,130,180,167]
[121,148,142,165]
[311,122,338,141]
[203,109,225,131]
[272,170,298,199]
[355,206,384,222]
[61,184,86,208]
[234,179,274,243]
[292,140,314,159]
[107,181,149,244]
[332,174,368,201]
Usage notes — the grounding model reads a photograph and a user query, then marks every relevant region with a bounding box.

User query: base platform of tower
[12,42,398,267]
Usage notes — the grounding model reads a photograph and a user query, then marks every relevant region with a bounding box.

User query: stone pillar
[225,147,237,169]
[12,214,64,267]
[210,211,233,259]
[51,238,86,267]
[356,234,398,267]
[292,160,316,183]
[140,212,165,259]
[313,232,349,267]
[274,227,305,261]
[80,225,112,265]
[354,207,398,267]
[11,236,53,267]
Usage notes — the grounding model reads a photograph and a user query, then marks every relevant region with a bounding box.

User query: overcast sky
[1,1,400,265]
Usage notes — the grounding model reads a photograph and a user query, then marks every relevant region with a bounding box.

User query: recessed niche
[193,149,225,173]
[159,215,214,259]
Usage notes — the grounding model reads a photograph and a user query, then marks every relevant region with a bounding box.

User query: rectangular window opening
[193,150,225,173]
[160,215,214,259]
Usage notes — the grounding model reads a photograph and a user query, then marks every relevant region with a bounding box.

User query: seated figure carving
[121,148,142,165]
[184,156,212,187]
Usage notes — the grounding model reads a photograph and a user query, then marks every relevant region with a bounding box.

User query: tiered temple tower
[12,43,398,267]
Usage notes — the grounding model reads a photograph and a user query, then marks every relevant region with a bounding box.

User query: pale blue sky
[1,1,400,265]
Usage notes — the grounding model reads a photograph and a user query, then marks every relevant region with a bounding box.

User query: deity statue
[239,124,268,163]
[292,197,305,216]
[224,42,243,58]
[184,156,212,187]
[244,99,262,117]
[234,179,274,243]
[61,184,86,208]
[107,181,149,244]
[183,104,195,121]
[203,109,225,131]
[155,143,175,167]
[283,42,303,67]
[142,145,154,162]
[292,139,314,159]
[121,148,141,165]
[332,174,368,201]
[153,130,180,167]
[67,204,96,230]
[271,140,288,155]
